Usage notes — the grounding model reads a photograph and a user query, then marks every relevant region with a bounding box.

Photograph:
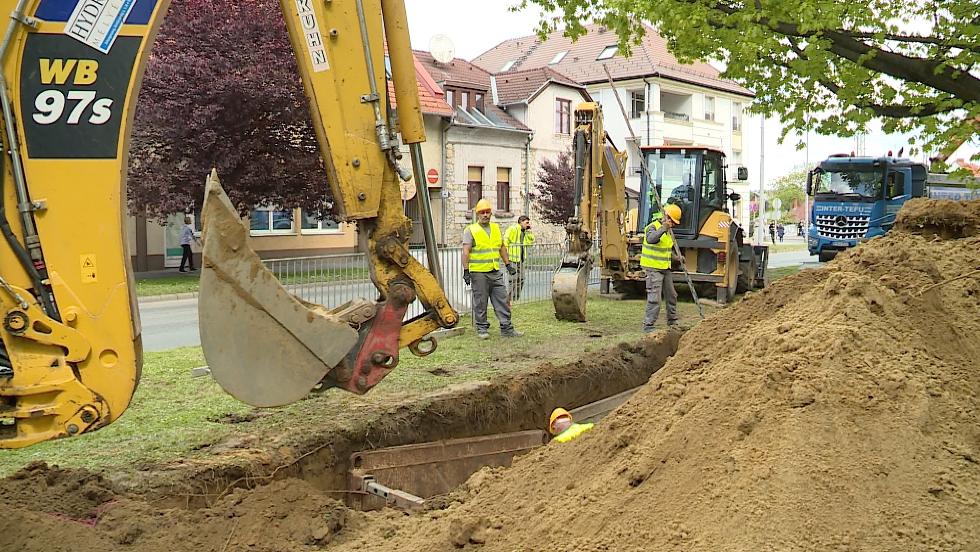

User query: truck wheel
[818,250,836,263]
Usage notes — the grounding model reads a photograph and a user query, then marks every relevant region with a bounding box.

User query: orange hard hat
[549,408,572,434]
[474,198,492,213]
[664,203,682,224]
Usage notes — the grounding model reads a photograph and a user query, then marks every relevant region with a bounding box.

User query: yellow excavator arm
[0,0,456,447]
[552,102,628,322]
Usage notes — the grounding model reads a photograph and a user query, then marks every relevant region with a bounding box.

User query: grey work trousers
[471,270,514,333]
[507,262,526,301]
[643,268,678,331]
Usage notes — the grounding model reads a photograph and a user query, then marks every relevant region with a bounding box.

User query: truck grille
[815,214,870,240]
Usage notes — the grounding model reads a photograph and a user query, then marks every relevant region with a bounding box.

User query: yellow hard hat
[474,198,492,213]
[664,203,682,224]
[549,408,572,434]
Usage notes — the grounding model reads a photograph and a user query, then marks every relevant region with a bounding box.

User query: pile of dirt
[331,201,980,551]
[896,197,980,238]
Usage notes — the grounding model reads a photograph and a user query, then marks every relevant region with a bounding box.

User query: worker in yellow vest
[462,199,523,340]
[503,215,534,301]
[548,408,594,443]
[641,204,683,332]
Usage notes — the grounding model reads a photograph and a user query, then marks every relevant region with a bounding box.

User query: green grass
[767,265,803,281]
[765,242,808,254]
[0,296,707,476]
[135,268,371,297]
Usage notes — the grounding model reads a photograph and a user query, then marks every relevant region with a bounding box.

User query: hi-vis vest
[504,224,534,262]
[468,223,503,272]
[553,422,594,443]
[641,219,673,270]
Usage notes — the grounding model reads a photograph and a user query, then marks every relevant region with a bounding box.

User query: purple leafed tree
[128,0,331,220]
[532,150,575,225]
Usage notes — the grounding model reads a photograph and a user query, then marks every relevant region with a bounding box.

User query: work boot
[501,329,524,338]
[477,332,490,340]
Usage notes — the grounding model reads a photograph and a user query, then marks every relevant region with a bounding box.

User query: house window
[597,45,618,60]
[446,90,454,106]
[300,208,341,234]
[475,93,485,113]
[732,101,742,130]
[250,207,294,234]
[467,166,484,209]
[704,96,715,121]
[501,60,515,72]
[461,91,470,110]
[630,90,645,119]
[549,51,568,65]
[496,167,511,212]
[555,98,571,134]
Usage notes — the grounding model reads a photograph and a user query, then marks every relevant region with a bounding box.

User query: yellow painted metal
[0,0,170,447]
[380,0,425,144]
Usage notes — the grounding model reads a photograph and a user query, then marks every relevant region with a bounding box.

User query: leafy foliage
[519,0,979,158]
[532,150,575,224]
[128,0,330,219]
[768,169,807,217]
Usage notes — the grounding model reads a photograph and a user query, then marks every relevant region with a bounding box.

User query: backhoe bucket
[552,256,592,322]
[198,171,359,407]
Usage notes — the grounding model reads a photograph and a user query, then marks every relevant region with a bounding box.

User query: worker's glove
[506,263,517,276]
[463,269,471,286]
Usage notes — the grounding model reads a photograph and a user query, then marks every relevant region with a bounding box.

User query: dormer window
[501,60,515,72]
[549,51,567,65]
[596,45,618,60]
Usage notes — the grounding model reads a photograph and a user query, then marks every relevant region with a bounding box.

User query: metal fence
[262,244,601,319]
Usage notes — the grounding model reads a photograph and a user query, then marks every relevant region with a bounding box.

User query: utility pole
[756,116,766,246]
[804,116,810,236]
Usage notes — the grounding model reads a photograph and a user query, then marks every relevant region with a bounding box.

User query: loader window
[647,152,696,233]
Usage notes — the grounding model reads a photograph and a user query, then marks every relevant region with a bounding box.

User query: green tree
[768,170,807,222]
[519,0,978,157]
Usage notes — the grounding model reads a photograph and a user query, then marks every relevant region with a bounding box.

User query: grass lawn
[0,296,711,476]
[768,265,803,281]
[136,268,371,297]
[765,241,808,254]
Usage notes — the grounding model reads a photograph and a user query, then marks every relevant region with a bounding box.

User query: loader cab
[638,146,729,238]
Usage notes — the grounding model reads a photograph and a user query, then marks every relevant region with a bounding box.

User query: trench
[142,329,682,510]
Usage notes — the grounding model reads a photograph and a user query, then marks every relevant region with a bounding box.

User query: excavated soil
[0,331,681,551]
[3,199,977,552]
[329,200,980,551]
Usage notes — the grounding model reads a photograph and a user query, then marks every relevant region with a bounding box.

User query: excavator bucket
[198,171,359,407]
[552,258,591,322]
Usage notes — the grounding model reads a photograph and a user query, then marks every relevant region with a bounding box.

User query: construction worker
[641,204,683,332]
[548,408,594,443]
[503,215,534,301]
[462,199,523,340]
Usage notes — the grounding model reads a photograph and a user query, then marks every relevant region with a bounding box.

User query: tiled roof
[493,67,589,106]
[414,51,531,133]
[387,53,454,117]
[473,24,753,98]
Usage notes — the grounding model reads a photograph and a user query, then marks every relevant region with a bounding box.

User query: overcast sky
[403,0,975,185]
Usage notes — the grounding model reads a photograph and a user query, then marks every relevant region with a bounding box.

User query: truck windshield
[814,169,883,200]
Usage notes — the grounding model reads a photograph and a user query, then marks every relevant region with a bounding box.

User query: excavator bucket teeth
[552,258,591,322]
[198,171,359,407]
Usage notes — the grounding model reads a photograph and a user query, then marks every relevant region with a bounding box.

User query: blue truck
[806,154,928,262]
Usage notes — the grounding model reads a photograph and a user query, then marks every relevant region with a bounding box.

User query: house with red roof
[474,24,758,226]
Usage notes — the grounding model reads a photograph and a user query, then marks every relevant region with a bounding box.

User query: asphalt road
[138,248,816,352]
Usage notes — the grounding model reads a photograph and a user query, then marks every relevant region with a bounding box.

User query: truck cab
[806,155,927,261]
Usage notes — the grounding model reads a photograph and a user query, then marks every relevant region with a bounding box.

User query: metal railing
[263,244,601,319]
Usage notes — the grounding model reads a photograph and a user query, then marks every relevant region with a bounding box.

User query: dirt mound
[896,197,980,238]
[331,204,980,551]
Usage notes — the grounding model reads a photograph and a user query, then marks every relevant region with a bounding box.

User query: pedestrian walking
[179,216,201,272]
[503,215,534,301]
[777,224,785,242]
[462,199,523,340]
[641,204,682,332]
[797,221,804,236]
[768,221,776,244]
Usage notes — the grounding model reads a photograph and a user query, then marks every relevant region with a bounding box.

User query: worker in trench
[641,204,683,332]
[462,199,523,340]
[549,408,594,443]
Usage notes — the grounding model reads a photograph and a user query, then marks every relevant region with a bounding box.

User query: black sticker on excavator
[20,33,140,159]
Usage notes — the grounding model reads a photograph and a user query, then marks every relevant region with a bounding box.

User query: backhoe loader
[552,103,768,321]
[0,0,457,448]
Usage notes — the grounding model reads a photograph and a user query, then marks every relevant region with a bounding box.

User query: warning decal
[80,253,97,282]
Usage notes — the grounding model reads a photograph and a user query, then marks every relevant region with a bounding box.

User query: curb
[138,292,199,303]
